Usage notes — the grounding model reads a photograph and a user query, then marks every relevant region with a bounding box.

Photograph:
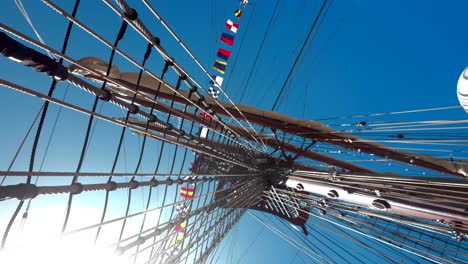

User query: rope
[105,0,264,153]
[247,212,326,264]
[317,106,462,121]
[271,0,329,111]
[0,104,43,186]
[0,79,253,169]
[140,0,268,153]
[272,188,466,263]
[2,8,255,155]
[61,15,131,233]
[238,0,280,104]
[14,0,56,59]
[0,0,81,249]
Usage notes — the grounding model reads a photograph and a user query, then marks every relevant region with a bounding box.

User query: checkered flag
[208,86,220,99]
[176,203,189,214]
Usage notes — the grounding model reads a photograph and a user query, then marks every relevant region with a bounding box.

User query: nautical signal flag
[200,126,209,138]
[220,33,234,46]
[176,203,188,214]
[180,187,194,199]
[226,19,239,33]
[213,59,227,74]
[199,112,212,119]
[210,76,224,88]
[217,48,231,61]
[175,221,187,233]
[171,233,185,245]
[208,87,220,99]
[234,9,243,19]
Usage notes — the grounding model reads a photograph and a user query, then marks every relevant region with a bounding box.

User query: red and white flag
[226,19,239,33]
[199,112,212,119]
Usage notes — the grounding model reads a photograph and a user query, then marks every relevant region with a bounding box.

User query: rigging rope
[1,2,468,263]
[105,0,265,154]
[14,0,56,59]
[316,105,462,121]
[17,2,259,154]
[248,211,327,264]
[271,0,329,111]
[0,0,81,249]
[0,104,43,186]
[237,0,280,104]
[140,0,268,153]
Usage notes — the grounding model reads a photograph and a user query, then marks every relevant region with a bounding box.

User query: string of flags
[163,155,202,259]
[164,3,249,255]
[164,173,198,259]
[208,1,248,99]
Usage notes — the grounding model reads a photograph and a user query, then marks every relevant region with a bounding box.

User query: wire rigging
[1,1,468,264]
[270,0,329,111]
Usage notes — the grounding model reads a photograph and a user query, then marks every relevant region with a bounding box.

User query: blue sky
[1,0,468,263]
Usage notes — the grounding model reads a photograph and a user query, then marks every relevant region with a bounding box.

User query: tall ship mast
[0,1,467,263]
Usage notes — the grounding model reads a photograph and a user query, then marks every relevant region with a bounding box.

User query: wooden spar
[75,59,467,178]
[115,93,376,174]
[122,118,320,172]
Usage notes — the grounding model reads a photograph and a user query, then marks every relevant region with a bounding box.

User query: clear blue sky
[1,0,468,263]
